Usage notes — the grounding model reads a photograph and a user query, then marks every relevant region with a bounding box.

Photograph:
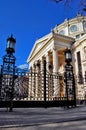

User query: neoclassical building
[27,14,86,100]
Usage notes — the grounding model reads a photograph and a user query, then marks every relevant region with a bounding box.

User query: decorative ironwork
[64,48,76,107]
[0,43,84,109]
[0,35,16,111]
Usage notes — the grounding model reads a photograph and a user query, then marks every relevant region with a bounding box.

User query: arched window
[69,25,78,32]
[59,30,65,35]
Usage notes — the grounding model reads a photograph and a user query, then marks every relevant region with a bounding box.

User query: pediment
[28,34,51,60]
[28,32,74,62]
[34,40,46,53]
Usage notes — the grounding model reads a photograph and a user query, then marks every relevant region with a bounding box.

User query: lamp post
[64,48,76,107]
[1,34,16,111]
[6,34,16,54]
[65,48,72,63]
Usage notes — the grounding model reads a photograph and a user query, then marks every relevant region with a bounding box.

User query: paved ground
[1,120,86,130]
[0,105,86,130]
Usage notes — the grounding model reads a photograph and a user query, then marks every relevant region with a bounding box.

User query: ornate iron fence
[0,61,85,109]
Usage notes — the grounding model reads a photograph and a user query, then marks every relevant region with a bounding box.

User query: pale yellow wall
[72,35,86,99]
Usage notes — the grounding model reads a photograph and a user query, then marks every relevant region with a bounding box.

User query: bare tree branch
[51,0,63,3]
[79,0,86,11]
[51,0,71,3]
[50,0,86,13]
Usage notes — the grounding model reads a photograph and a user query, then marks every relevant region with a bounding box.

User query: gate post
[64,48,76,107]
[1,35,16,111]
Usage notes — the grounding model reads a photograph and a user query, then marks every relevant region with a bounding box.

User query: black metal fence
[0,61,85,110]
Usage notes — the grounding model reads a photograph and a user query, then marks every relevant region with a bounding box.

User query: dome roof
[54,15,86,40]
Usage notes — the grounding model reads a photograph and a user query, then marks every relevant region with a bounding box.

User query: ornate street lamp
[64,48,72,64]
[6,34,16,54]
[0,34,16,111]
[64,48,76,107]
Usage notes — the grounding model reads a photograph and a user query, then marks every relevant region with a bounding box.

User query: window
[76,35,80,39]
[83,22,86,31]
[59,30,65,35]
[77,51,83,84]
[70,25,78,32]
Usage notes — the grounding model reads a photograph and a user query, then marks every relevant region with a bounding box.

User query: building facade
[27,14,86,100]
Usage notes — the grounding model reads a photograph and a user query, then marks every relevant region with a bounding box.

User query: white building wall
[28,15,86,100]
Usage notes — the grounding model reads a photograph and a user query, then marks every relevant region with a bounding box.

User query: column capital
[30,66,32,73]
[45,52,49,57]
[53,47,58,51]
[35,60,40,68]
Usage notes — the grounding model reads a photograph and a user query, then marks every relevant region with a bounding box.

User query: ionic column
[46,53,50,73]
[35,61,40,100]
[40,59,44,100]
[53,47,58,73]
[52,47,59,97]
[31,64,35,99]
[45,53,50,100]
[28,66,32,99]
[40,59,44,72]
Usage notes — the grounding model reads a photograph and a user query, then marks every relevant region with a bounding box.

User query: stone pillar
[53,47,58,73]
[45,53,49,100]
[46,52,50,73]
[28,66,32,100]
[35,61,40,100]
[40,59,44,100]
[31,64,35,99]
[52,47,59,98]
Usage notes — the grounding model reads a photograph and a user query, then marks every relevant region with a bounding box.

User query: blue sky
[0,0,82,69]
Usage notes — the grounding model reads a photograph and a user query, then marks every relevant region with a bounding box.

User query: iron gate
[0,61,78,109]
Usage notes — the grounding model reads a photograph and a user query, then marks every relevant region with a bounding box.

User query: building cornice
[72,34,86,49]
[53,32,75,42]
[54,16,86,30]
